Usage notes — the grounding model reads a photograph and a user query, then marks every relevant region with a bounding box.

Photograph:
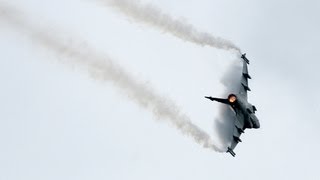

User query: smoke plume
[0,3,223,152]
[97,0,240,52]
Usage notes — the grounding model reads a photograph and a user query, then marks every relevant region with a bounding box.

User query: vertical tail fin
[205,96,229,105]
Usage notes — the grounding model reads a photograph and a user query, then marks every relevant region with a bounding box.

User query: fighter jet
[205,53,260,157]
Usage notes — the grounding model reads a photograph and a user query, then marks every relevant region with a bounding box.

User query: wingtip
[227,147,236,157]
[241,53,250,64]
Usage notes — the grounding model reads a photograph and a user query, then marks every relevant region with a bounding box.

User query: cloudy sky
[0,0,319,179]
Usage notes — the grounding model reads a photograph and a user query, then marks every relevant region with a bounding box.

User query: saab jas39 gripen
[205,53,260,157]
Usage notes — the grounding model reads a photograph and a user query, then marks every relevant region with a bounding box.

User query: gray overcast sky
[0,0,319,179]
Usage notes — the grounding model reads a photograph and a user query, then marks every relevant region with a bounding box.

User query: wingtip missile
[241,53,250,64]
[227,147,236,157]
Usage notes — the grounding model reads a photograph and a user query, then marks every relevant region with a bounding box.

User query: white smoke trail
[0,3,223,152]
[96,0,241,52]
